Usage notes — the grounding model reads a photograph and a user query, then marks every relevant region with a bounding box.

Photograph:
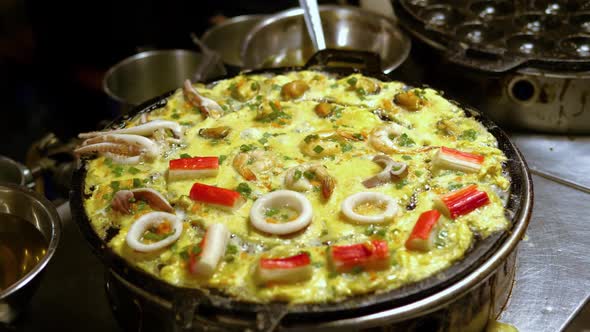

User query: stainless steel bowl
[0,184,61,323]
[241,6,411,73]
[201,15,266,70]
[103,49,226,112]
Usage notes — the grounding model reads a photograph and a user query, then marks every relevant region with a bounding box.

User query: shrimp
[183,80,223,119]
[232,150,276,181]
[369,123,435,154]
[299,130,360,158]
[284,164,335,200]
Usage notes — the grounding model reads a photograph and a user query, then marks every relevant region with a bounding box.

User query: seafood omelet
[79,71,510,304]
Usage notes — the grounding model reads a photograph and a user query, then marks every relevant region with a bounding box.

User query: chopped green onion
[240,144,256,152]
[340,143,353,152]
[236,182,252,198]
[264,208,280,217]
[110,181,120,191]
[304,134,319,144]
[303,170,316,180]
[226,244,238,255]
[128,167,141,175]
[459,129,478,141]
[397,133,415,147]
[395,179,409,189]
[191,245,202,255]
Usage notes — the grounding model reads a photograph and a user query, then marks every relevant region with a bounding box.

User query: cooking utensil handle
[305,49,382,73]
[189,33,227,82]
[299,0,326,51]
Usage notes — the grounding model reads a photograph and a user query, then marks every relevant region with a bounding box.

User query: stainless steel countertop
[500,134,590,332]
[9,133,590,332]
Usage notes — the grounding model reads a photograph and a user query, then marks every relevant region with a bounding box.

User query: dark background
[0,0,352,162]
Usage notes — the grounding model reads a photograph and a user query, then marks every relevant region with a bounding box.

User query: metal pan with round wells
[70,50,533,332]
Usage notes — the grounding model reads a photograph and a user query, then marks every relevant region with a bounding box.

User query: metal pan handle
[305,49,383,74]
[446,48,526,73]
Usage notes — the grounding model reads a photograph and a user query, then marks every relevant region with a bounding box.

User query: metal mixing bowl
[103,49,226,113]
[201,15,266,72]
[0,184,61,323]
[241,6,411,73]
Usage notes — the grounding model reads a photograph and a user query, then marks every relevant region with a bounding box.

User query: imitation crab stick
[434,184,490,219]
[189,223,230,277]
[405,210,442,252]
[433,147,484,173]
[189,182,245,211]
[256,253,312,284]
[330,240,390,273]
[169,156,219,180]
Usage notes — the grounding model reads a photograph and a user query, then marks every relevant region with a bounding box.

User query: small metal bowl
[103,49,226,113]
[241,6,411,73]
[0,184,61,323]
[201,15,267,72]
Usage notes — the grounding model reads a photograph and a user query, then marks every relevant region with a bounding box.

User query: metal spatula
[299,0,326,51]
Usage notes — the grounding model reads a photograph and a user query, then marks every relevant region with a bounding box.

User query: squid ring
[126,212,183,252]
[341,192,398,224]
[250,190,312,235]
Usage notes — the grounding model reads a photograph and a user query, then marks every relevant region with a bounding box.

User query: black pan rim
[70,50,531,320]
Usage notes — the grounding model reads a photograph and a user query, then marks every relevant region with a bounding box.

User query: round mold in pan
[455,22,503,45]
[569,12,590,33]
[469,0,514,20]
[419,4,467,30]
[505,34,555,57]
[559,35,590,58]
[531,0,582,15]
[513,12,563,34]
[395,0,590,71]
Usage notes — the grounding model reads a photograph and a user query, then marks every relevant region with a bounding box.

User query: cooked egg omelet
[81,71,510,304]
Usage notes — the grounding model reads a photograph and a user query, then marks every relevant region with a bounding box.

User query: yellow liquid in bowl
[0,213,47,291]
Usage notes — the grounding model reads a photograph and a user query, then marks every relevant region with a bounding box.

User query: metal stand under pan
[103,252,517,332]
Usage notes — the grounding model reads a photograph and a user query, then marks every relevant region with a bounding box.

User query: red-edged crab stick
[435,184,490,219]
[433,147,484,173]
[256,253,312,284]
[189,182,246,211]
[330,240,390,273]
[189,223,230,277]
[405,210,442,252]
[169,156,219,181]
